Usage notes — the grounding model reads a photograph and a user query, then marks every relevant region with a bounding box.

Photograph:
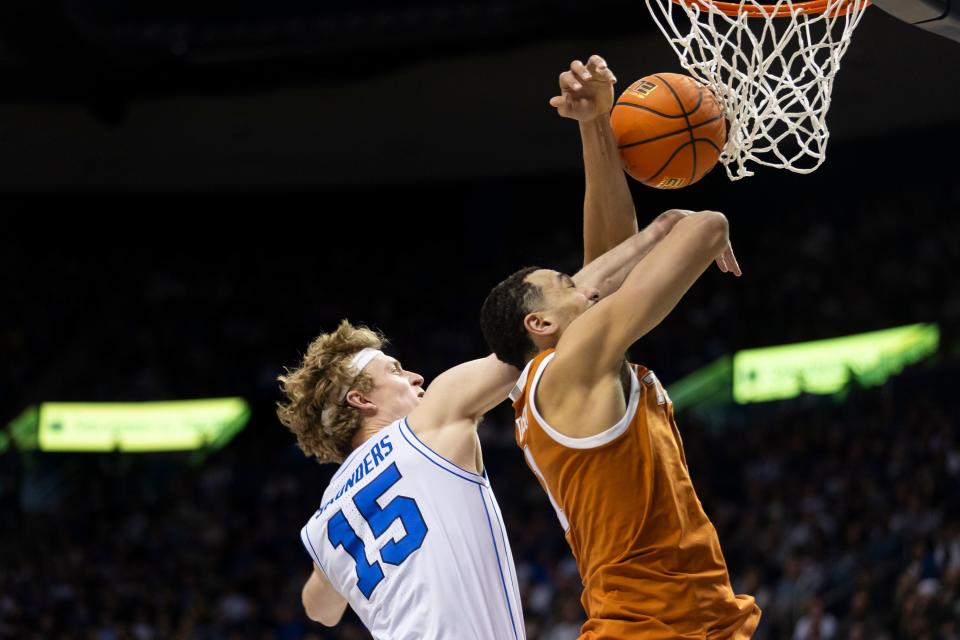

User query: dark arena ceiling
[0,0,958,191]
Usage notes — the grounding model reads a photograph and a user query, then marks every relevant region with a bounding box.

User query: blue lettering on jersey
[318,434,395,516]
[327,462,428,599]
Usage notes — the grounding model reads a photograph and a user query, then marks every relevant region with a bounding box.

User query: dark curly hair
[480,266,544,369]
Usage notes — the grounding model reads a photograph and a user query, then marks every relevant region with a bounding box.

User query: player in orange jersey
[480,56,760,639]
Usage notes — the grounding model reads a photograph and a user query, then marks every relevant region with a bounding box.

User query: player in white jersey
[303,416,523,639]
[278,327,524,639]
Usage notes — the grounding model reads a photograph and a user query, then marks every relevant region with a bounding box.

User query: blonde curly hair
[277,320,386,464]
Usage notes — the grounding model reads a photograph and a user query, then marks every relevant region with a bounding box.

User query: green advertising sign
[8,398,250,452]
[732,323,939,404]
[668,323,939,409]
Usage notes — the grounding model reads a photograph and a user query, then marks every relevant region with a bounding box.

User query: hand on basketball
[549,55,618,122]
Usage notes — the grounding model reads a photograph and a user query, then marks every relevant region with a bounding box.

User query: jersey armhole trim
[528,352,640,450]
[509,360,534,403]
[300,524,329,580]
[399,418,488,486]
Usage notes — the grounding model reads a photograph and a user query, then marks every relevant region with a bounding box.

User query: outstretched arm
[408,355,519,429]
[559,211,735,386]
[550,55,638,265]
[573,209,741,299]
[572,209,686,298]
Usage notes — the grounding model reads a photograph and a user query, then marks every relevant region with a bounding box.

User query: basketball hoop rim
[670,0,869,18]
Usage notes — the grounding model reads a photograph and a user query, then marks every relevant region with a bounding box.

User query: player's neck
[527,337,558,363]
[350,415,395,450]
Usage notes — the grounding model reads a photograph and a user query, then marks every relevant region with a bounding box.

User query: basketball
[611,73,727,189]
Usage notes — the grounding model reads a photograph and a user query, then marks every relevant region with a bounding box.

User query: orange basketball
[611,73,727,189]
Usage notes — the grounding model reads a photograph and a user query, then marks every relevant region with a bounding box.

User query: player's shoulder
[633,365,673,406]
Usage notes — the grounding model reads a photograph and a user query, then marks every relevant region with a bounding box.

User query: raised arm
[408,58,630,439]
[550,55,638,265]
[573,208,741,300]
[546,212,735,406]
[573,209,688,299]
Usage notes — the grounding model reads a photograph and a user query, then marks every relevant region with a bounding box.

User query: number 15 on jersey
[327,462,429,598]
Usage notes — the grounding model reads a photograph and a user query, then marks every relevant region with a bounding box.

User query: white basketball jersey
[300,418,525,640]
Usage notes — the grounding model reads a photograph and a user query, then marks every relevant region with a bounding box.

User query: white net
[645,0,870,180]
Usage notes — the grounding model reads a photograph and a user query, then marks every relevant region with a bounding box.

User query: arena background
[1,2,959,638]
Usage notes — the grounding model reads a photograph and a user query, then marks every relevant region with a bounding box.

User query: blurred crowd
[2,371,957,640]
[1,170,958,639]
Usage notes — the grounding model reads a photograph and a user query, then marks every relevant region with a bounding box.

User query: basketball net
[645,0,870,180]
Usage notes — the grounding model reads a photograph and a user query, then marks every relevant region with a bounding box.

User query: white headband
[339,348,383,400]
[321,348,384,426]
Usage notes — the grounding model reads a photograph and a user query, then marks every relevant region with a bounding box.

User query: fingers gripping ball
[611,73,727,189]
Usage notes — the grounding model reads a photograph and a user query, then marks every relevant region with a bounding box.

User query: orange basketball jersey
[511,349,761,639]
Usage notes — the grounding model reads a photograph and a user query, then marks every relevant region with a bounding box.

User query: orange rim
[672,0,869,17]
